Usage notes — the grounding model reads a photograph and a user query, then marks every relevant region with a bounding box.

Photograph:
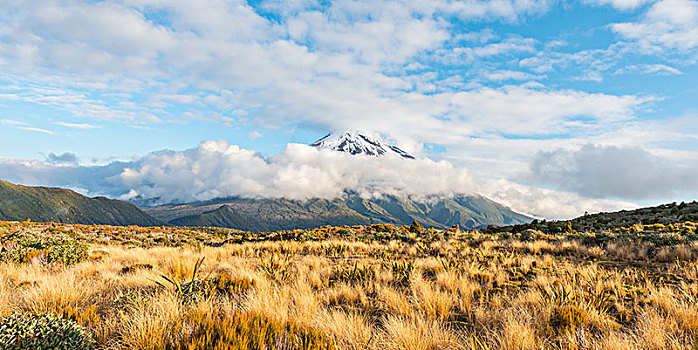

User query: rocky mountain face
[0,180,163,226]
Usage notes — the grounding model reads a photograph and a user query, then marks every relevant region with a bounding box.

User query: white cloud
[0,119,28,126]
[438,37,537,64]
[526,144,698,200]
[453,29,499,44]
[0,0,559,128]
[0,0,654,154]
[0,140,478,203]
[17,126,54,134]
[54,121,100,129]
[117,141,482,203]
[482,179,638,219]
[482,70,544,81]
[444,86,648,136]
[613,63,683,75]
[584,0,653,10]
[612,0,698,52]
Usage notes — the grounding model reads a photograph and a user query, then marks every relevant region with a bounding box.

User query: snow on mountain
[310,131,415,159]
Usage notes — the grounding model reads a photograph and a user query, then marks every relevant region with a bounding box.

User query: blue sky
[0,0,697,219]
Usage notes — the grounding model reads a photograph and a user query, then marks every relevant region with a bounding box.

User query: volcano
[311,131,415,159]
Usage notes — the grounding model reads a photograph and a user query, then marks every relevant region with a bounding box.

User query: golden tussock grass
[3,221,698,349]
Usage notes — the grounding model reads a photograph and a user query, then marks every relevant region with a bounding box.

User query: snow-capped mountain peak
[310,131,415,159]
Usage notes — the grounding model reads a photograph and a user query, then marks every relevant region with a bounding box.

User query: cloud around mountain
[0,140,639,219]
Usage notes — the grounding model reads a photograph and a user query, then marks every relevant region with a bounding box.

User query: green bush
[409,220,424,233]
[0,232,87,265]
[0,312,94,350]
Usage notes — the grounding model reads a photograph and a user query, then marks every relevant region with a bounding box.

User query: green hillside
[569,200,698,231]
[0,180,162,226]
[0,179,531,230]
[483,200,698,235]
[145,194,532,230]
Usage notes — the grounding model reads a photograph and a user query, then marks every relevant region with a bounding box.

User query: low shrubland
[1,219,698,349]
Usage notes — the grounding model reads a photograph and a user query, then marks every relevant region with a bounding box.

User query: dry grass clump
[3,220,698,349]
[168,308,337,350]
[380,314,460,350]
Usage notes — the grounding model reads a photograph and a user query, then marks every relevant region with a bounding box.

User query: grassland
[2,219,698,349]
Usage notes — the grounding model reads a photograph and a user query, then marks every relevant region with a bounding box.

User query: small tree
[409,220,424,234]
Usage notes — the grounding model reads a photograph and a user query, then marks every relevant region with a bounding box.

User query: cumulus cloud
[46,152,78,164]
[526,144,698,200]
[117,141,482,203]
[0,140,478,204]
[483,179,638,219]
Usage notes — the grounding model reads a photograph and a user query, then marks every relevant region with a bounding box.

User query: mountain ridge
[143,193,533,230]
[0,179,163,226]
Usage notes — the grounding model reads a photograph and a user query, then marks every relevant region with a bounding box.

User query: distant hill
[484,200,698,235]
[143,193,532,231]
[0,179,162,226]
[569,200,698,231]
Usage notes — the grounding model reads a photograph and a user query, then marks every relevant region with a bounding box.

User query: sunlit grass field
[2,220,698,349]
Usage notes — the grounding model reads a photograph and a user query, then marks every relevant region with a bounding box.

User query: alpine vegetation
[2,213,698,349]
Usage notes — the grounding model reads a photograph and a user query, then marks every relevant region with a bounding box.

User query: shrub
[0,312,94,350]
[409,221,424,234]
[178,273,254,301]
[385,260,414,286]
[331,262,375,285]
[258,253,295,283]
[156,258,253,302]
[0,232,87,265]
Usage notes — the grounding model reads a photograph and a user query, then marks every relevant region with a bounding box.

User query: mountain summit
[310,131,415,159]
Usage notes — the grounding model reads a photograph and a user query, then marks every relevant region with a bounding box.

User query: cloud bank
[527,144,698,200]
[0,140,642,219]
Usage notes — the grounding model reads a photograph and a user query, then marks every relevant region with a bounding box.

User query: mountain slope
[150,197,373,231]
[143,193,532,230]
[0,179,162,226]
